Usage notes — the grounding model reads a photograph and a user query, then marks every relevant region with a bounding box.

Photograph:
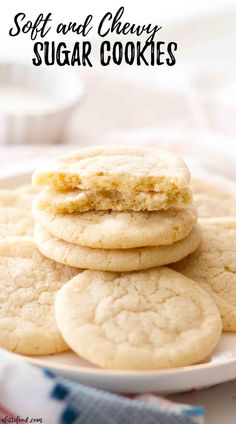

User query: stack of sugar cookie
[32,146,201,272]
[0,148,225,371]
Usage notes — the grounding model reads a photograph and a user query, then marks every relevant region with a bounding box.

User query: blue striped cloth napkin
[0,349,204,424]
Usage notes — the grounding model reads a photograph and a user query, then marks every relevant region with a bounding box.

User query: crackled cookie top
[35,223,201,272]
[55,267,221,370]
[0,237,78,355]
[32,200,197,249]
[172,218,236,331]
[32,146,191,194]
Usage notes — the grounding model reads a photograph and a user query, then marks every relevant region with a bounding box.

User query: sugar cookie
[194,194,236,218]
[35,223,201,272]
[0,207,33,237]
[32,201,197,249]
[32,146,191,207]
[0,189,33,208]
[191,177,231,198]
[172,218,236,331]
[0,189,36,237]
[34,186,192,213]
[0,237,78,355]
[55,267,221,370]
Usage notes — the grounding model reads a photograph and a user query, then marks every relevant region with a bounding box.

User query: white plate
[2,166,236,394]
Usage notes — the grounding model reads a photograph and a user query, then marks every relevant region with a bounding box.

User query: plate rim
[23,350,236,377]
